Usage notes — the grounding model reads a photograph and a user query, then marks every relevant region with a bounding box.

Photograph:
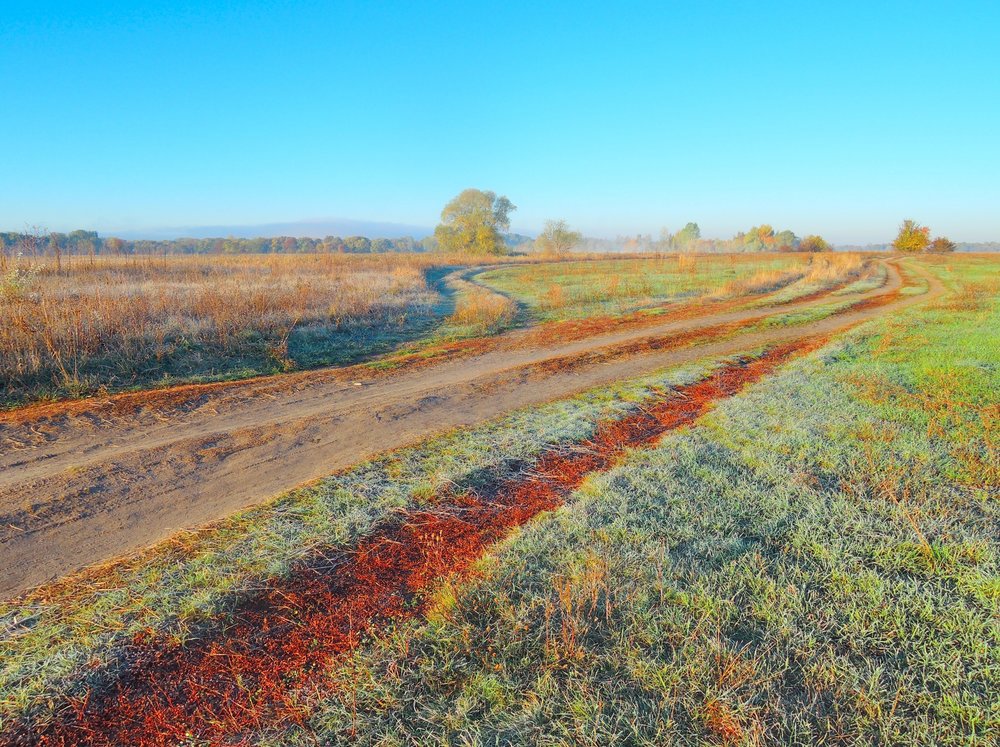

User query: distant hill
[112,219,434,241]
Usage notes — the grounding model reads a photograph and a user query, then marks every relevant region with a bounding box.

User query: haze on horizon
[3,1,998,245]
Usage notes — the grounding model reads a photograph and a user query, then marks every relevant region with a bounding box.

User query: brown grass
[0,252,700,406]
[447,289,518,333]
[0,253,459,404]
[0,251,874,410]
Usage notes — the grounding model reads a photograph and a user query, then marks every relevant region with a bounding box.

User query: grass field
[476,253,867,322]
[307,256,996,746]
[0,253,447,407]
[0,254,994,745]
[0,252,869,409]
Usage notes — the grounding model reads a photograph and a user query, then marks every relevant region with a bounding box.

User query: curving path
[0,259,941,598]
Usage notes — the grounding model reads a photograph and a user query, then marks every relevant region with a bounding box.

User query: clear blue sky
[3,1,998,243]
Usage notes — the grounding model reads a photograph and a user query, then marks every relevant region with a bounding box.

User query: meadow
[317,256,996,746]
[476,253,865,321]
[0,251,867,408]
[0,254,994,745]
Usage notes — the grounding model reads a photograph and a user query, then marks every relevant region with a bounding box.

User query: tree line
[0,229,435,258]
[429,190,838,257]
[0,194,966,262]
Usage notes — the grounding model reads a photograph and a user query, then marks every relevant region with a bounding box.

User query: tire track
[0,260,938,599]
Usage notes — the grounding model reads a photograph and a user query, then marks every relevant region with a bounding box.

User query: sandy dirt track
[0,260,939,598]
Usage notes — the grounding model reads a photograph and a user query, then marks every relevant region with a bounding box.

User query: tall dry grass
[448,289,518,333]
[0,253,452,404]
[0,251,629,404]
[802,252,866,282]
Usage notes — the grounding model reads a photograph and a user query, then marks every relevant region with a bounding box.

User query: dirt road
[0,260,939,598]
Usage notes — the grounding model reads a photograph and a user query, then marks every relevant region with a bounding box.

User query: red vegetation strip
[11,338,825,747]
[844,287,901,314]
[530,319,753,377]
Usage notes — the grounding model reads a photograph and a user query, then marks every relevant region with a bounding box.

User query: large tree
[774,229,798,251]
[434,188,516,255]
[750,225,776,251]
[343,236,371,253]
[535,219,582,256]
[892,219,930,253]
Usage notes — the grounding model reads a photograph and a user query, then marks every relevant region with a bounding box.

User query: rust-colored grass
[529,319,755,377]
[514,295,747,348]
[10,339,825,746]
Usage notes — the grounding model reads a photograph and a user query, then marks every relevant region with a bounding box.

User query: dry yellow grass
[803,252,866,282]
[0,250,871,406]
[0,253,461,404]
[447,288,518,332]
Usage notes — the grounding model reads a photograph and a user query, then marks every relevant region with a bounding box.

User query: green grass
[475,255,807,322]
[269,256,996,746]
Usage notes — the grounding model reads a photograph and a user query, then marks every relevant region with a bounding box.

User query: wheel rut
[0,260,940,599]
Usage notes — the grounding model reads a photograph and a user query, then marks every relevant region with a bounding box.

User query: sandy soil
[0,259,939,599]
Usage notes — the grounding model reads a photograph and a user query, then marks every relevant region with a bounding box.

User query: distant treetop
[798,235,831,252]
[929,236,956,253]
[0,230,431,257]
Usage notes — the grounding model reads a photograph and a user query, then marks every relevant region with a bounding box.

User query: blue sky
[2,1,998,242]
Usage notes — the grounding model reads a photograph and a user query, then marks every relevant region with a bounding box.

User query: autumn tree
[892,219,930,253]
[737,225,775,252]
[434,188,516,255]
[535,219,582,256]
[929,236,956,253]
[774,230,798,251]
[799,234,831,252]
